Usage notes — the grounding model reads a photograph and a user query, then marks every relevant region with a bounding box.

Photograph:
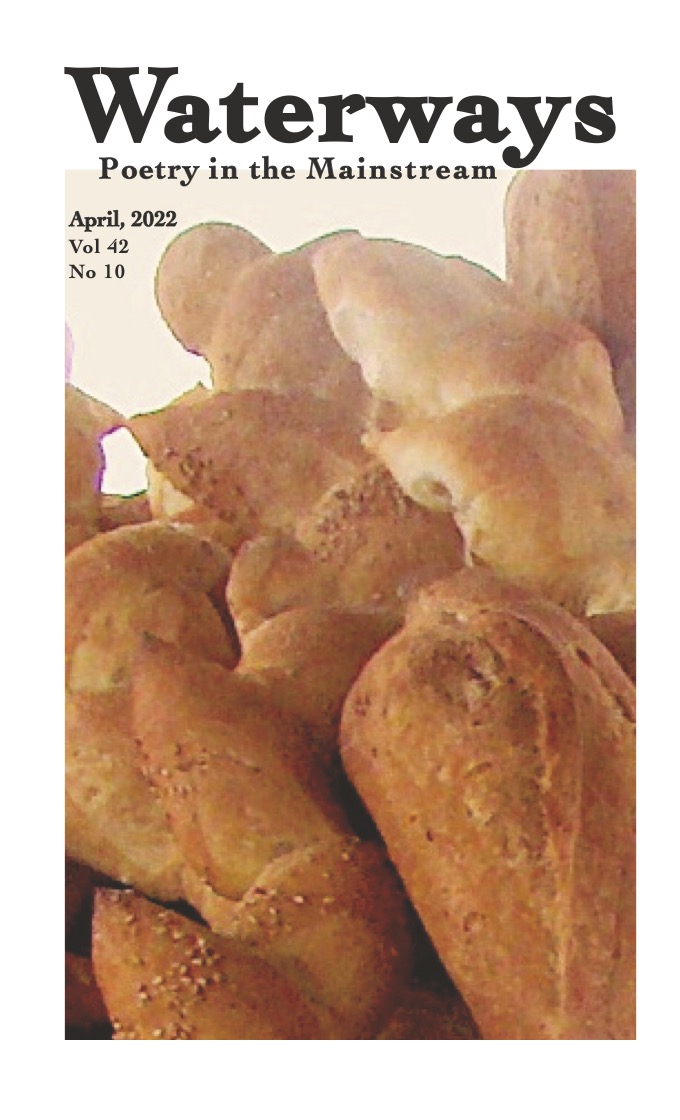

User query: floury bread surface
[504,170,636,438]
[340,571,636,1039]
[312,231,624,442]
[368,395,635,615]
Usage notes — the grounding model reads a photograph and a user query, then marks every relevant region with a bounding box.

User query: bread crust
[340,572,635,1039]
[370,395,635,614]
[505,170,636,436]
[93,890,325,1039]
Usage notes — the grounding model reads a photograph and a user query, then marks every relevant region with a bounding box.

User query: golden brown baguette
[340,570,635,1039]
[504,170,636,438]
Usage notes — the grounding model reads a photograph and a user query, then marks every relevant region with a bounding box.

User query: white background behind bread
[6,0,672,1106]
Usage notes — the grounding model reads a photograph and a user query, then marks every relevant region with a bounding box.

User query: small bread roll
[312,232,623,441]
[65,525,237,897]
[206,239,372,430]
[237,606,399,751]
[226,465,465,637]
[341,571,636,1039]
[129,390,370,543]
[93,890,324,1039]
[66,523,236,692]
[154,222,270,355]
[370,395,635,614]
[226,837,414,1039]
[505,170,636,436]
[132,640,348,902]
[295,463,465,610]
[66,690,185,899]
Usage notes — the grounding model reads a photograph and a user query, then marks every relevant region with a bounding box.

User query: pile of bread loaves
[65,170,635,1040]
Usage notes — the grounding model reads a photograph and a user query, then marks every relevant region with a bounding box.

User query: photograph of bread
[65,169,635,1039]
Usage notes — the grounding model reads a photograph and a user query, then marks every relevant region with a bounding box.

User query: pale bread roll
[154,222,270,355]
[205,239,372,430]
[505,170,636,436]
[369,395,635,614]
[312,232,623,441]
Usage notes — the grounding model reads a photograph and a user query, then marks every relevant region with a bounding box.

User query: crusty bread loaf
[505,170,636,437]
[340,570,635,1039]
[93,890,325,1039]
[225,836,414,1039]
[132,640,346,901]
[66,690,185,899]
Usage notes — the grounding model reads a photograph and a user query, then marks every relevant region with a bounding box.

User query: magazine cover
[54,4,662,1079]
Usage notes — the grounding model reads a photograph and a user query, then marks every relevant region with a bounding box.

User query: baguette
[340,571,635,1039]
